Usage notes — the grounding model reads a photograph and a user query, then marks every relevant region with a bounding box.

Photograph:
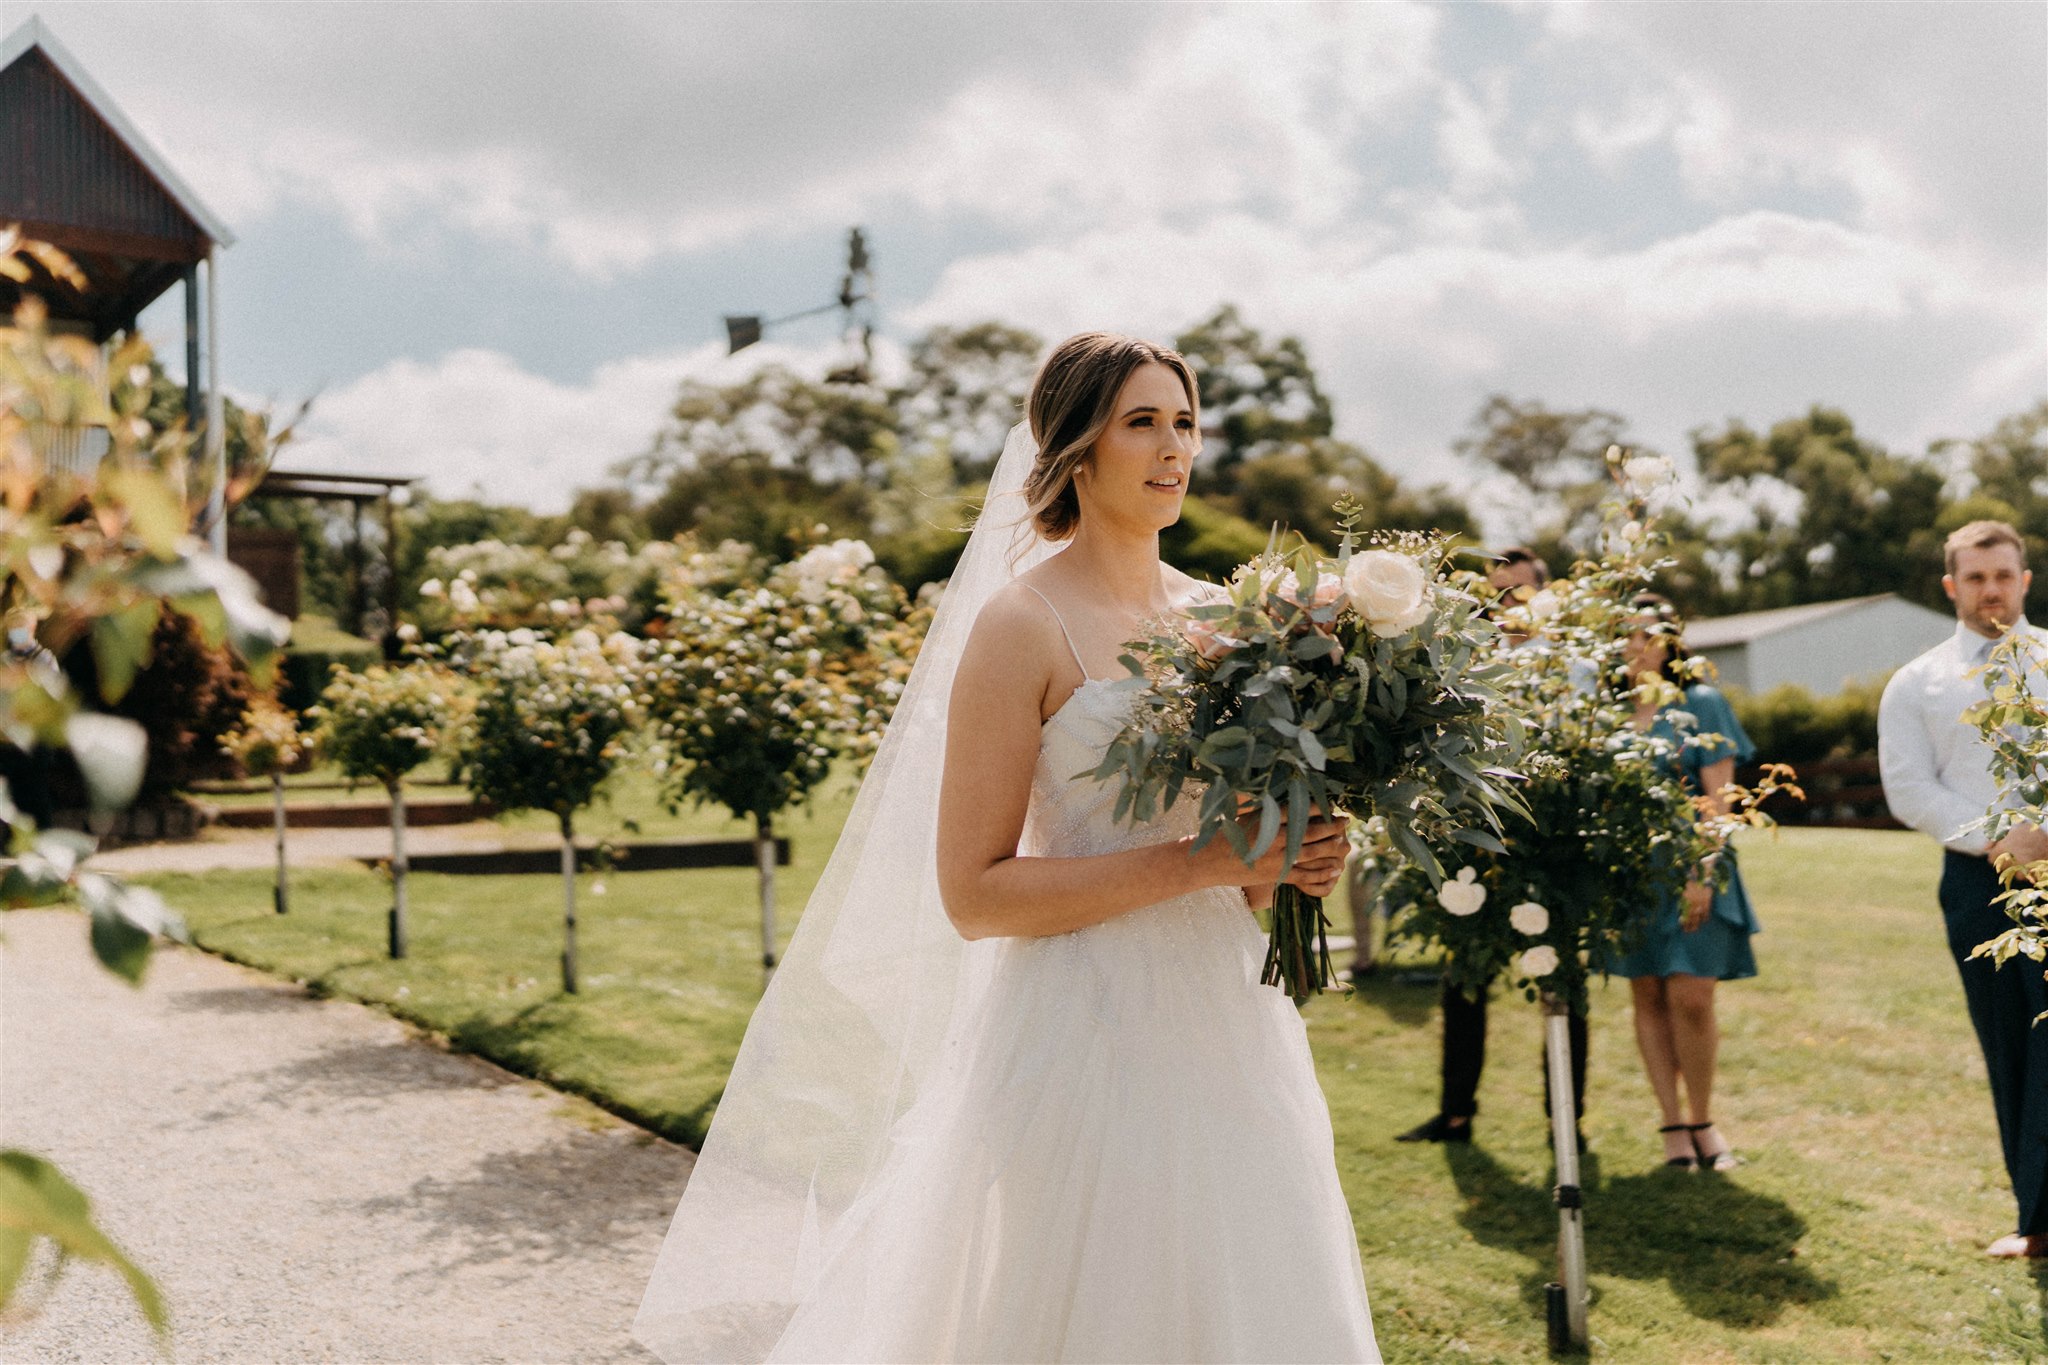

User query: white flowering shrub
[456,628,642,824]
[414,531,680,635]
[219,694,306,778]
[310,662,468,788]
[641,537,913,825]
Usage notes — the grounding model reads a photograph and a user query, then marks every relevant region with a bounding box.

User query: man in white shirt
[1879,519,2048,1258]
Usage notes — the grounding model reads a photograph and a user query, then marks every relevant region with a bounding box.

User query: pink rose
[1279,573,1344,612]
[1185,617,1242,661]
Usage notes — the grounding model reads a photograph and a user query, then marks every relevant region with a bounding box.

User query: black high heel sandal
[1658,1123,1697,1170]
[1689,1121,1741,1171]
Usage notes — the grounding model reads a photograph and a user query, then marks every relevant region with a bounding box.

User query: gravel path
[0,909,694,1363]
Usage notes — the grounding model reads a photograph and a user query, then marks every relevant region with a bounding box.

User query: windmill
[724,227,876,385]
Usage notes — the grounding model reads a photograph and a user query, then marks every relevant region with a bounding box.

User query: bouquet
[1093,521,1524,1002]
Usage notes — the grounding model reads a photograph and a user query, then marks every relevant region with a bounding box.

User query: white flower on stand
[1520,945,1560,977]
[1510,901,1550,936]
[1620,454,1675,493]
[1437,866,1487,917]
[1344,550,1433,635]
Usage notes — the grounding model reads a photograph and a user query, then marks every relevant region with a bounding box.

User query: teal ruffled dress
[1612,683,1761,982]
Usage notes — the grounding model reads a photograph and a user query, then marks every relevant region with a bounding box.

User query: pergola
[0,16,232,544]
[245,470,419,649]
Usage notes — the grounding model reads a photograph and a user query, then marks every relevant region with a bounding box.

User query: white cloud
[281,346,701,510]
[908,206,2034,501]
[277,332,903,511]
[19,0,2039,529]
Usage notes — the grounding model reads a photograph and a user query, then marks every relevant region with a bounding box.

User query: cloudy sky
[14,0,2046,510]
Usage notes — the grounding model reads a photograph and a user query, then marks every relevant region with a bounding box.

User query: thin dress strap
[1018,581,1093,682]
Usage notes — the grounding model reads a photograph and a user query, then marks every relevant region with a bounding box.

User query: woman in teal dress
[1614,594,1759,1172]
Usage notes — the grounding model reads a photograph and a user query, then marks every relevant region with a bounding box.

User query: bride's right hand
[1193,813,1348,897]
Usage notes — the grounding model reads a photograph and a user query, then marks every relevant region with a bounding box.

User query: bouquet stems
[1263,884,1338,1004]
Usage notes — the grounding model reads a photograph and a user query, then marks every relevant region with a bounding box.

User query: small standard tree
[220,695,305,914]
[458,629,639,993]
[311,663,464,958]
[641,539,910,981]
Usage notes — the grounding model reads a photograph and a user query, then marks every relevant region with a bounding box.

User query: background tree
[457,630,640,993]
[219,694,306,915]
[640,538,910,980]
[310,663,468,959]
[1174,304,1334,485]
[1454,394,1633,557]
[1689,406,1948,612]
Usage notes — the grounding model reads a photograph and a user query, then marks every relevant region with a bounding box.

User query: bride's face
[1072,362,1199,533]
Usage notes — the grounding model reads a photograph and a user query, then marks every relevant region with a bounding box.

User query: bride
[635,333,1380,1363]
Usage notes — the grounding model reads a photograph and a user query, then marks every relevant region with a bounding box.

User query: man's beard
[1968,602,2022,635]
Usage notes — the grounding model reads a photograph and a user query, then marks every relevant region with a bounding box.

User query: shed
[0,15,230,541]
[1686,593,1955,695]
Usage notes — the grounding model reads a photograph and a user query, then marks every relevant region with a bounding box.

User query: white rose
[1621,454,1674,493]
[1509,901,1550,936]
[1525,588,1560,621]
[1344,550,1432,635]
[1437,866,1487,917]
[419,578,444,599]
[1520,945,1560,978]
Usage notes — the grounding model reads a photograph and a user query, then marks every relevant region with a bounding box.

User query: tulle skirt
[767,888,1380,1364]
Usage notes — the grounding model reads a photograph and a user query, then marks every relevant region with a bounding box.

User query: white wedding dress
[764,668,1381,1363]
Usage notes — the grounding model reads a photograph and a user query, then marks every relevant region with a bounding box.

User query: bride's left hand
[1680,880,1712,932]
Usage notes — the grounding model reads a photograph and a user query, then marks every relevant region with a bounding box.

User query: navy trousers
[1940,851,2048,1236]
[1440,980,1588,1125]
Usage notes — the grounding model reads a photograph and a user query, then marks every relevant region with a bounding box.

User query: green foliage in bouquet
[1386,451,1797,1012]
[1093,517,1526,1002]
[1965,628,2048,1011]
[640,538,913,826]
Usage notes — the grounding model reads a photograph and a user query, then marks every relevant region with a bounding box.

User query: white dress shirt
[1878,618,2046,855]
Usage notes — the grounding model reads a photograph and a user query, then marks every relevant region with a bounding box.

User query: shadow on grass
[1343,967,1441,1029]
[353,1127,688,1272]
[446,1003,723,1149]
[1445,1143,1836,1328]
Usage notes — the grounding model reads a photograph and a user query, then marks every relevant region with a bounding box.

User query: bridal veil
[633,422,1056,1362]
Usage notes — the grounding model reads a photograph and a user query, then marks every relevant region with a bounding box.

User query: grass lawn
[125,813,2047,1361]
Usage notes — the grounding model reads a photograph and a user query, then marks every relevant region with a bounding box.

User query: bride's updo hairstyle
[1022,332,1199,541]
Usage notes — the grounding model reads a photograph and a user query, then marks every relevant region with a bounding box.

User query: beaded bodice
[1019,679,1196,860]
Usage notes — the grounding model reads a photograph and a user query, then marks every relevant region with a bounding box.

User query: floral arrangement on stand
[1093,512,1526,1003]
[309,661,471,959]
[1966,628,2048,1003]
[639,536,914,977]
[450,627,643,993]
[1387,451,1799,1013]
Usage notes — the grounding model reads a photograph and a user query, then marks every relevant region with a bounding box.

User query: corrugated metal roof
[1686,593,1933,649]
[0,16,233,248]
